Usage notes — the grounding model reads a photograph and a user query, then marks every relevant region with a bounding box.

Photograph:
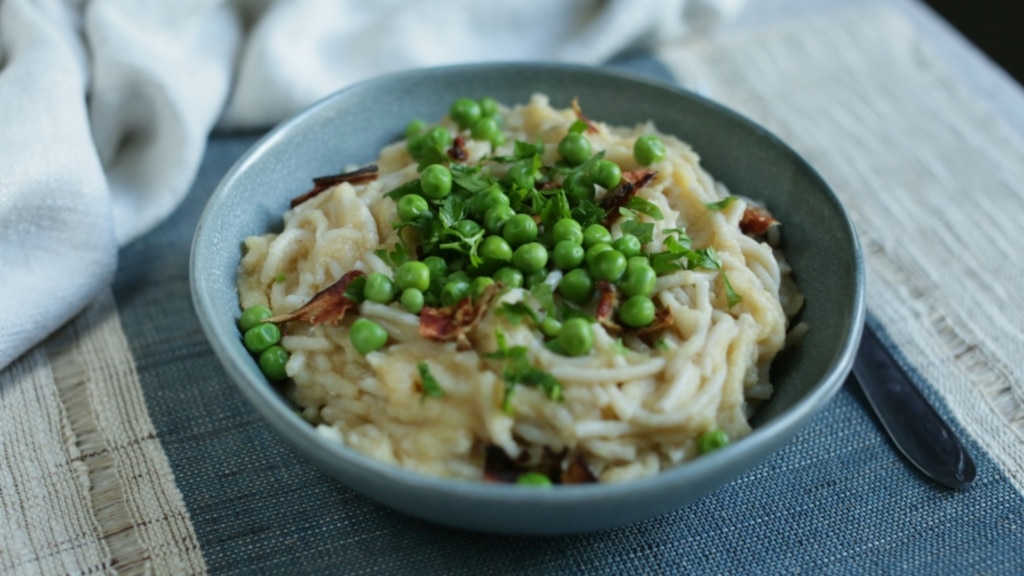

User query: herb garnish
[418,362,446,399]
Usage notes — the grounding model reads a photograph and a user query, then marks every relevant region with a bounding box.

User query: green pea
[590,249,627,282]
[424,126,453,151]
[559,317,594,357]
[506,162,535,191]
[404,119,426,139]
[634,135,666,166]
[406,134,426,158]
[618,261,657,297]
[395,261,430,292]
[697,429,730,454]
[478,96,499,118]
[558,268,595,305]
[558,132,592,165]
[401,288,425,313]
[612,234,642,258]
[524,269,548,288]
[450,97,482,130]
[423,256,448,281]
[540,317,562,338]
[238,305,272,332]
[258,345,289,382]
[244,323,281,354]
[628,255,650,268]
[564,172,594,203]
[397,193,431,221]
[484,205,516,234]
[494,267,524,289]
[512,242,548,274]
[584,242,613,265]
[470,186,510,217]
[489,131,507,148]
[582,224,612,248]
[364,272,396,304]
[441,279,471,307]
[516,472,553,487]
[470,117,501,143]
[552,241,585,270]
[589,159,622,189]
[551,218,583,245]
[470,277,495,299]
[447,270,470,285]
[350,318,388,354]
[502,214,539,247]
[420,164,453,200]
[480,235,513,263]
[619,295,655,328]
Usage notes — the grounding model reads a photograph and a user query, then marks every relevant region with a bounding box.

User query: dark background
[924,1,1022,85]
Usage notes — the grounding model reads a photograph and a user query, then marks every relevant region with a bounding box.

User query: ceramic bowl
[191,63,864,534]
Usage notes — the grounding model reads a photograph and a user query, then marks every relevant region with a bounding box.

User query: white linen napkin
[0,0,741,370]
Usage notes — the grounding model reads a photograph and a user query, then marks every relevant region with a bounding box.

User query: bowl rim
[191,61,865,506]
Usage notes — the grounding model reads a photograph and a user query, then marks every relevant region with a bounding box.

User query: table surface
[3,0,1023,574]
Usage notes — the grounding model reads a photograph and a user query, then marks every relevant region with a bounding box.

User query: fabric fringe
[0,291,207,574]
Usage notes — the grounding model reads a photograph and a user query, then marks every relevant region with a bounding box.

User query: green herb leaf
[487,329,562,413]
[495,302,539,326]
[567,119,589,134]
[506,362,563,402]
[722,271,743,308]
[450,164,495,194]
[540,189,571,232]
[558,303,595,323]
[691,246,722,270]
[620,219,654,244]
[654,338,670,351]
[529,283,556,316]
[343,275,367,303]
[513,140,545,161]
[384,178,423,200]
[571,198,606,228]
[418,362,445,399]
[274,273,287,283]
[650,251,684,275]
[438,195,468,229]
[704,196,737,211]
[417,144,449,172]
[665,234,690,255]
[374,243,410,270]
[624,197,664,220]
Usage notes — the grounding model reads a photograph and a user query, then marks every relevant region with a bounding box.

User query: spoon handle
[851,325,976,489]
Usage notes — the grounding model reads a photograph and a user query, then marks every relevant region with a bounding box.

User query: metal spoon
[851,325,976,489]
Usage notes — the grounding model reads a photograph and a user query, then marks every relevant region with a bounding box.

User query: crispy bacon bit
[571,97,599,134]
[482,445,521,483]
[599,170,656,226]
[482,445,596,485]
[266,270,365,326]
[290,165,379,208]
[739,205,780,236]
[595,281,619,329]
[561,455,597,484]
[418,283,501,349]
[447,135,468,162]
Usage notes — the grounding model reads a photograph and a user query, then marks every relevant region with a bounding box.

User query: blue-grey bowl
[191,63,864,535]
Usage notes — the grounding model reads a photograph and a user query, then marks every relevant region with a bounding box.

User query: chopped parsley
[417,362,445,399]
